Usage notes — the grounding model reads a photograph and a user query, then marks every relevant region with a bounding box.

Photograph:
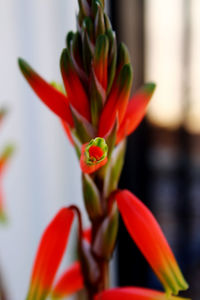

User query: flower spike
[116,190,189,295]
[26,208,74,300]
[51,262,83,299]
[95,287,191,300]
[18,58,74,127]
[80,137,108,174]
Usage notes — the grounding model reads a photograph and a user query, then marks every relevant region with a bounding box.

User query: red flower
[95,287,190,300]
[26,208,74,300]
[115,190,188,295]
[80,137,108,174]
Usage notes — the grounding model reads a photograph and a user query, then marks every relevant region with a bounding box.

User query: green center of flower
[85,137,108,165]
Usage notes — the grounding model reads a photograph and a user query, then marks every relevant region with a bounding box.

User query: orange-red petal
[117,83,156,143]
[18,58,74,127]
[116,190,188,295]
[98,64,133,138]
[51,261,83,299]
[26,208,74,300]
[60,49,91,122]
[95,287,190,300]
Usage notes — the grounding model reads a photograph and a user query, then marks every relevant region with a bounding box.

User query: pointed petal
[18,58,74,127]
[116,190,189,295]
[60,49,91,121]
[95,287,190,300]
[98,64,133,137]
[26,208,74,300]
[93,35,109,91]
[51,262,83,299]
[117,83,156,143]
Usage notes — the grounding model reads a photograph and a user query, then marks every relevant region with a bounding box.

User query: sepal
[82,31,95,74]
[70,106,95,144]
[94,2,105,38]
[106,29,117,94]
[92,202,118,259]
[103,140,126,198]
[79,239,100,286]
[78,0,90,17]
[82,173,103,221]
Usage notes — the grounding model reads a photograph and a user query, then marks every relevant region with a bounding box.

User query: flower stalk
[18,0,189,299]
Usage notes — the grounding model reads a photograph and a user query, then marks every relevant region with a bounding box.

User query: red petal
[116,190,188,295]
[95,287,190,300]
[60,49,91,122]
[18,58,74,127]
[117,83,156,143]
[93,35,109,91]
[52,262,83,299]
[98,64,132,137]
[26,208,74,300]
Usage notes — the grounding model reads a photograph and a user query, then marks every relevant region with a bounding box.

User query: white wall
[0,1,90,299]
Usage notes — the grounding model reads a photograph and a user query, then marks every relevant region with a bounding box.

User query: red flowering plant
[18,0,189,299]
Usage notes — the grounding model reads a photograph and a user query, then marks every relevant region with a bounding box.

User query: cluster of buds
[19,0,189,300]
[0,108,14,223]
